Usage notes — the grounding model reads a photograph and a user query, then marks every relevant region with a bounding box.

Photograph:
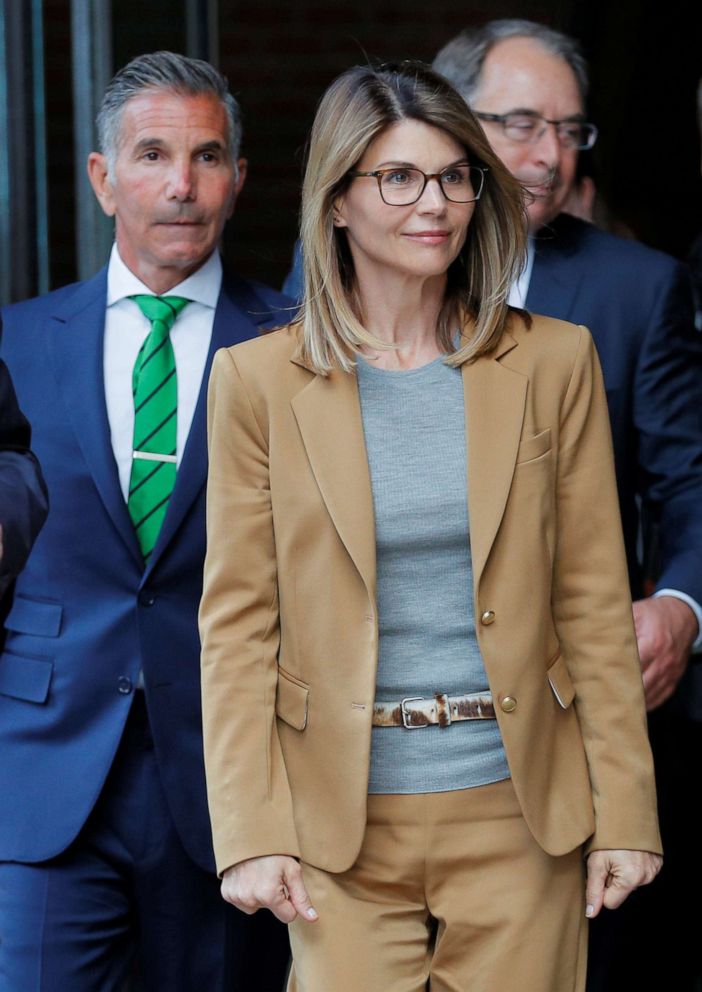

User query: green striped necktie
[127,294,190,561]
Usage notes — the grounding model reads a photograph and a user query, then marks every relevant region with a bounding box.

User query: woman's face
[333,119,476,285]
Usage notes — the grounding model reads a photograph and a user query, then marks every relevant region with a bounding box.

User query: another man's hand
[633,596,697,710]
[220,855,319,924]
[585,849,661,918]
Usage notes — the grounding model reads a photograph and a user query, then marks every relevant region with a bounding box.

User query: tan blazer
[200,313,661,877]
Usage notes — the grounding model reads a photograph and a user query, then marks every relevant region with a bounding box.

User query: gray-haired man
[0,52,290,991]
[434,19,702,992]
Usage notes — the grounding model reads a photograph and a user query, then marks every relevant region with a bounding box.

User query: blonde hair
[298,60,528,373]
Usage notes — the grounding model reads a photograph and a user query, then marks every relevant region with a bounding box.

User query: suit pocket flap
[4,598,63,637]
[275,668,309,730]
[547,653,575,709]
[0,652,53,703]
[516,428,551,464]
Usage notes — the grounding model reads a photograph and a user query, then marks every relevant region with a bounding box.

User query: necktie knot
[129,294,190,332]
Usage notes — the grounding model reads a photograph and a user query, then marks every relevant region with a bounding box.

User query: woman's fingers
[586,849,662,917]
[284,861,319,922]
[584,852,609,918]
[220,855,318,924]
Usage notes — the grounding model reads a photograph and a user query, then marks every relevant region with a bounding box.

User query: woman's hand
[585,849,662,918]
[221,855,319,924]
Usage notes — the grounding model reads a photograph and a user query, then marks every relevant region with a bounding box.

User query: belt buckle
[400,696,428,729]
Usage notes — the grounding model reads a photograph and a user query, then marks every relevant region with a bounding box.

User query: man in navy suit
[433,19,702,992]
[0,359,48,597]
[0,52,290,991]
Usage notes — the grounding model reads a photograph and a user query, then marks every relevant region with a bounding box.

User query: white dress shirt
[103,244,221,501]
[509,237,702,647]
[507,238,535,309]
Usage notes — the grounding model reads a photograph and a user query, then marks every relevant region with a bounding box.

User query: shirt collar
[106,243,223,308]
[507,237,535,309]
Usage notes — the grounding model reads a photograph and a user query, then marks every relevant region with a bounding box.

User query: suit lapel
[526,216,584,321]
[289,330,527,602]
[463,334,527,585]
[144,278,276,575]
[49,269,144,567]
[291,366,376,604]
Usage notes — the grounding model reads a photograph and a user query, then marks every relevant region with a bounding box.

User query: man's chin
[526,200,561,235]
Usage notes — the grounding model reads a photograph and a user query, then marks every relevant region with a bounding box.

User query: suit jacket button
[500,696,517,713]
[481,610,496,625]
[118,676,133,695]
[138,591,156,606]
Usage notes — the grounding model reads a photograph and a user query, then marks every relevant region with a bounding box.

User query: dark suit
[527,212,702,604]
[0,357,48,594]
[0,267,291,991]
[525,213,702,992]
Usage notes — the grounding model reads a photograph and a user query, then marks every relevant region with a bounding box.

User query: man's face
[88,89,246,293]
[471,37,584,233]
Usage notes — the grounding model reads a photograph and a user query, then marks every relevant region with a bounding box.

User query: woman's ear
[332,198,347,228]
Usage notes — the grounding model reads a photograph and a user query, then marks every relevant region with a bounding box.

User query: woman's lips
[403,230,451,245]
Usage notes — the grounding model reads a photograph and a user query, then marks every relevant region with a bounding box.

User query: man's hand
[220,855,318,925]
[633,596,697,710]
[585,849,662,918]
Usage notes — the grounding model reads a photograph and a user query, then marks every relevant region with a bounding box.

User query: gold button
[481,610,496,626]
[501,696,517,713]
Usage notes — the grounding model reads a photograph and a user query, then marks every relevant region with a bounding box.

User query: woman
[200,62,661,991]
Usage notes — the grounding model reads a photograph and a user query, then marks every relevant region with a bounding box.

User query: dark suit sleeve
[0,351,48,587]
[281,240,304,303]
[634,260,702,606]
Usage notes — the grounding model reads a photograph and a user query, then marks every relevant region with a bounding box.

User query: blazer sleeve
[553,327,661,855]
[200,347,300,876]
[634,261,702,606]
[0,355,48,591]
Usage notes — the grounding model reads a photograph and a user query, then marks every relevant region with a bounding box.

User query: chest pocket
[516,428,551,465]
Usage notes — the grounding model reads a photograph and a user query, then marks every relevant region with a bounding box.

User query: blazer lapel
[291,366,376,604]
[464,334,527,585]
[144,278,277,575]
[49,269,143,567]
[526,216,584,321]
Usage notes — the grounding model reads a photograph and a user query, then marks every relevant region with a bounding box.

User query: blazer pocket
[275,666,309,730]
[4,597,63,637]
[516,428,551,464]
[546,653,575,709]
[0,651,54,703]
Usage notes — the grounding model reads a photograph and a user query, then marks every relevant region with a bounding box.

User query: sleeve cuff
[653,588,702,652]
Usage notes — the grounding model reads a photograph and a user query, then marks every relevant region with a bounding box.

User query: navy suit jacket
[526,213,702,607]
[0,359,48,591]
[0,267,291,869]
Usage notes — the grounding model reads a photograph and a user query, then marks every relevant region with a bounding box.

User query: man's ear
[87,153,117,217]
[227,158,248,218]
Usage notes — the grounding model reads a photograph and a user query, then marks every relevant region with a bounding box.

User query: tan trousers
[288,778,587,992]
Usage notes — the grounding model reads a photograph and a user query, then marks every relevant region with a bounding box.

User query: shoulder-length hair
[297,60,528,374]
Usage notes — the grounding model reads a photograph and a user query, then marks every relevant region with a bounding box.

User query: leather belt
[372,691,496,729]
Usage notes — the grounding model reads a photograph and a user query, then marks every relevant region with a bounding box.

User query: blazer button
[138,591,156,607]
[118,676,133,695]
[480,610,496,626]
[500,696,517,713]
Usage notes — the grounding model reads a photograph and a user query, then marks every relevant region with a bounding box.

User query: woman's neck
[355,270,448,370]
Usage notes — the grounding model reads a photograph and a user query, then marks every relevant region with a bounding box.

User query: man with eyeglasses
[434,18,702,992]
